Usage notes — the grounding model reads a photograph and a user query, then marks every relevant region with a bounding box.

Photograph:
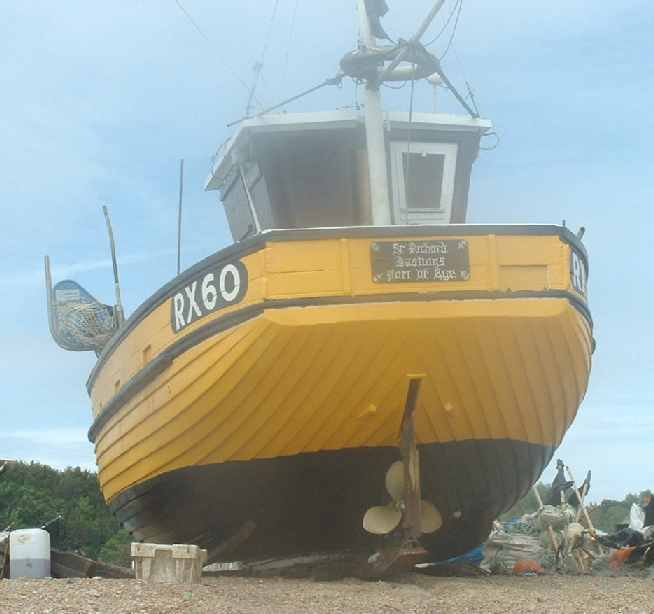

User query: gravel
[1,575,653,613]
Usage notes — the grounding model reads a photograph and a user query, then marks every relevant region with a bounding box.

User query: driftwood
[204,552,361,581]
[0,536,8,579]
[51,550,133,579]
[204,547,428,581]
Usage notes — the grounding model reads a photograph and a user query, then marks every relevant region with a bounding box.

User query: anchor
[361,376,442,577]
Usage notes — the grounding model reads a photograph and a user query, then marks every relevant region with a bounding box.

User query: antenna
[177,159,185,275]
[245,62,264,118]
[245,0,281,116]
[102,205,125,326]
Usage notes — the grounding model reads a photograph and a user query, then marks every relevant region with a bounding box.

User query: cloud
[0,428,95,471]
[545,397,653,503]
[9,428,88,446]
[0,248,178,289]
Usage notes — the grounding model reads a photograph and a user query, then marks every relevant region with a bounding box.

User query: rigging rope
[174,0,208,41]
[424,0,461,47]
[465,80,481,116]
[439,0,463,60]
[173,0,263,108]
[480,130,500,151]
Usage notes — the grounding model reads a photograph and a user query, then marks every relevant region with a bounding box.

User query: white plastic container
[10,529,51,579]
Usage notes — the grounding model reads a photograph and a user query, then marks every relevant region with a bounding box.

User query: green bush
[0,461,129,565]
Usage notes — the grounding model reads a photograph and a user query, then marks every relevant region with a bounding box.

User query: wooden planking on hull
[89,227,590,420]
[94,297,590,503]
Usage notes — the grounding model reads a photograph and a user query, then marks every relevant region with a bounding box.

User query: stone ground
[1,574,654,613]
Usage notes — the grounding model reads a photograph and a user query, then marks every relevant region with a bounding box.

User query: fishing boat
[45,1,593,568]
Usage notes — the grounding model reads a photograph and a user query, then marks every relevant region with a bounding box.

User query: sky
[1,0,652,504]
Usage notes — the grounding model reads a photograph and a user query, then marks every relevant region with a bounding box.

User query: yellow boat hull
[87,225,592,559]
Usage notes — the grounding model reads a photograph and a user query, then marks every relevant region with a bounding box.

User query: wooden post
[565,466,596,533]
[532,484,544,509]
[565,465,604,557]
[575,485,588,523]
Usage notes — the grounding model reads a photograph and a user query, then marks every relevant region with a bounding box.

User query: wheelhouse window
[391,142,458,224]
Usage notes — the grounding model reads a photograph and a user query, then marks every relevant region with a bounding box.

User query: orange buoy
[513,559,544,576]
[609,547,635,571]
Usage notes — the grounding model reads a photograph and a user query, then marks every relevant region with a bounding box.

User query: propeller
[363,460,443,536]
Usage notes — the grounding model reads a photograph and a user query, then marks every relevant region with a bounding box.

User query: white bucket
[9,529,51,579]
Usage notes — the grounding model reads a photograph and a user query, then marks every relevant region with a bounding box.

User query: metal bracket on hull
[401,378,424,539]
[361,376,442,577]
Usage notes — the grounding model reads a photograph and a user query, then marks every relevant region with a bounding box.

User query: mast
[356,1,449,226]
[356,0,392,226]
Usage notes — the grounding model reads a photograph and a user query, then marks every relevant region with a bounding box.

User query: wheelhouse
[205,110,492,241]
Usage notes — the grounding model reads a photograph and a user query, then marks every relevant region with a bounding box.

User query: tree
[0,461,129,564]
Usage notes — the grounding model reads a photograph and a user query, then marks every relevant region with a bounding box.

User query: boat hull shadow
[111,438,553,561]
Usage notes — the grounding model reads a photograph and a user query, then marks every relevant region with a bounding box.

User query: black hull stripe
[108,439,555,561]
[87,224,589,391]
[88,290,592,443]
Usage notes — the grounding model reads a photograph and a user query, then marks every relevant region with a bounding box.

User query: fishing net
[56,301,116,351]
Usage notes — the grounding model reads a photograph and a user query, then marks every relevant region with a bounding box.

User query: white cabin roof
[205,110,492,191]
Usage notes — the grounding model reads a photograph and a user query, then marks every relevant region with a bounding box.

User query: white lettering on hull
[171,260,248,333]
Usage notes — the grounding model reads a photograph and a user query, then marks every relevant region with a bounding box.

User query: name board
[171,261,248,333]
[371,240,471,284]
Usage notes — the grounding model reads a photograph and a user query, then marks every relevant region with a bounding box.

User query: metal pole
[357,0,392,226]
[102,206,125,326]
[427,74,442,112]
[238,163,262,234]
[177,159,184,275]
[414,0,449,42]
[44,255,60,341]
